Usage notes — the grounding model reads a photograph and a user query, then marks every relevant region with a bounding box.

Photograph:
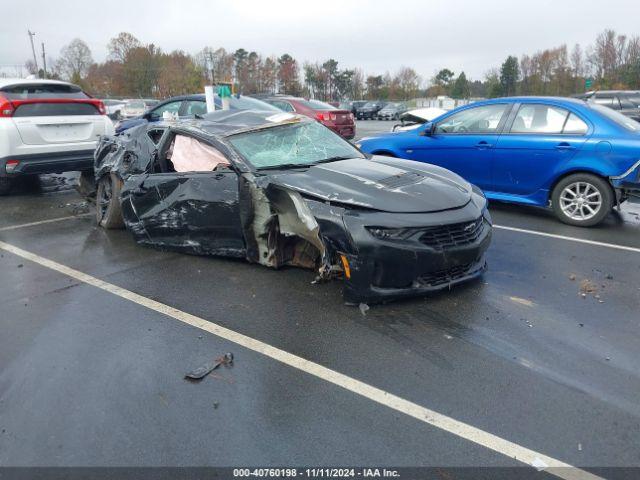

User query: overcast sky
[2,0,639,81]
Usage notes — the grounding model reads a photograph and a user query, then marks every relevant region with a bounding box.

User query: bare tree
[57,38,93,82]
[395,67,421,100]
[107,32,141,63]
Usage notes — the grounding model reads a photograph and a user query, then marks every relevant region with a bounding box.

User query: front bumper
[0,150,95,177]
[337,201,492,304]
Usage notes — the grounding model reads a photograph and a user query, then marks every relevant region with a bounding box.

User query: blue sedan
[357,97,640,226]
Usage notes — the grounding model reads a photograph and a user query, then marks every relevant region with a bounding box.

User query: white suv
[0,78,115,195]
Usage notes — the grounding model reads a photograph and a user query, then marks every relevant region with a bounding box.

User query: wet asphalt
[0,120,639,475]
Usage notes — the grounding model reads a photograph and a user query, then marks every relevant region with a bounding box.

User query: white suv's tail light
[5,160,20,173]
[0,94,15,117]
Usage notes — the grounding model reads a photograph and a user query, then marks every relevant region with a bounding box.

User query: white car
[0,78,114,195]
[121,99,148,119]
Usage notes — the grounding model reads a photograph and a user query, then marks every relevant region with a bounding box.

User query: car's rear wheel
[96,173,124,229]
[0,177,14,196]
[551,173,613,227]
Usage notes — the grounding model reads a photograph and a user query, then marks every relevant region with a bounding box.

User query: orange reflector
[339,254,351,279]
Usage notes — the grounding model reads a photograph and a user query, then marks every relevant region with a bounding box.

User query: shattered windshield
[228,121,363,170]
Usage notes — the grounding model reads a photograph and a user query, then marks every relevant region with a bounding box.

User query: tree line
[26,29,640,101]
[429,29,640,99]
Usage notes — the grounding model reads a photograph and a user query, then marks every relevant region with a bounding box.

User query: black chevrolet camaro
[90,110,492,304]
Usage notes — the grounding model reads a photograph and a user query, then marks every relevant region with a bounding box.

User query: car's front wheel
[551,173,613,227]
[96,173,125,229]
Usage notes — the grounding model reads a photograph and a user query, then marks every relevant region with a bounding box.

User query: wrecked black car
[91,110,492,303]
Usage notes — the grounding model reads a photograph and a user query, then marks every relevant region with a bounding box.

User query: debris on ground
[605,273,614,280]
[509,296,534,307]
[185,352,234,381]
[568,273,576,281]
[579,279,598,294]
[57,201,90,214]
[213,402,219,409]
[17,264,23,268]
[359,303,370,315]
[578,442,582,451]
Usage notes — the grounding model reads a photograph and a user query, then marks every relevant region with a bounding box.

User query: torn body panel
[121,171,245,257]
[241,178,331,276]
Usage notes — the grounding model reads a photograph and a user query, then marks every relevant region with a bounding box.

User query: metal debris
[359,303,370,315]
[579,279,598,295]
[185,352,234,381]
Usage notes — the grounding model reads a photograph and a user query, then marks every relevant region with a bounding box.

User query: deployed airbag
[171,135,230,172]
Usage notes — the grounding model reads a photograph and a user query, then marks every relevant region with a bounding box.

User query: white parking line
[494,224,640,254]
[0,213,92,233]
[0,239,601,480]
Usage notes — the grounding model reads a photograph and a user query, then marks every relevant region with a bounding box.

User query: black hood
[265,156,472,213]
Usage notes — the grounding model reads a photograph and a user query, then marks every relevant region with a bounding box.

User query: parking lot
[1,119,639,478]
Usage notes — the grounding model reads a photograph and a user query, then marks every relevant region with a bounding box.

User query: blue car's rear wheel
[551,173,613,227]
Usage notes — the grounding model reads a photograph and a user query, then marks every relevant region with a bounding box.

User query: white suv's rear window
[1,83,89,99]
[13,103,100,117]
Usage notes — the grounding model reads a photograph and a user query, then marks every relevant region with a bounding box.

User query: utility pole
[27,30,39,75]
[41,42,47,78]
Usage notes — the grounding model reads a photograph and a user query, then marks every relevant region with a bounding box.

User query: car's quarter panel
[122,171,246,257]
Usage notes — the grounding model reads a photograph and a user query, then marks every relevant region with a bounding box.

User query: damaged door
[123,169,246,257]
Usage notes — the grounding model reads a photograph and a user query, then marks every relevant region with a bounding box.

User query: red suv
[264,97,356,139]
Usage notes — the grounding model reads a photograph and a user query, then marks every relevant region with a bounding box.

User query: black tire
[96,173,125,229]
[0,177,14,196]
[551,173,613,227]
[76,170,97,201]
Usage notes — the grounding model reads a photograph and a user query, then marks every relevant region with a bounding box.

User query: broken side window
[168,134,231,172]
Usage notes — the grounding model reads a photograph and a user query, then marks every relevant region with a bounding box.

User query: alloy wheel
[559,181,602,221]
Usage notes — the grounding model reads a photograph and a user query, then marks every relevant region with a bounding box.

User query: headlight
[366,227,412,240]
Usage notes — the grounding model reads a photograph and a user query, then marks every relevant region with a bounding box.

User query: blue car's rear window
[590,104,640,132]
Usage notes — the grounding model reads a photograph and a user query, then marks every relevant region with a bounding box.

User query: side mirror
[420,122,435,136]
